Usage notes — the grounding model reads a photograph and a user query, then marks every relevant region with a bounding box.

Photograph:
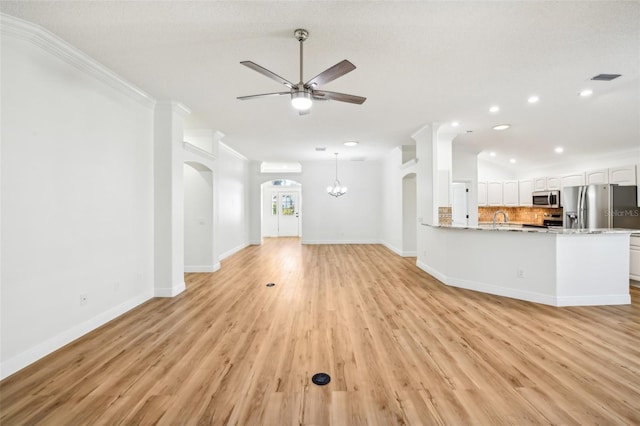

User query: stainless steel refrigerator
[563,184,640,229]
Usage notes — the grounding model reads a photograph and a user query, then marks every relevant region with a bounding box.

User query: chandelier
[327,153,348,197]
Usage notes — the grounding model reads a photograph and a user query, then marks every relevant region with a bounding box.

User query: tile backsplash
[438,207,452,225]
[478,207,563,225]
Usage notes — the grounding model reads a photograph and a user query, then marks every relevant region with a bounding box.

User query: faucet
[492,210,509,227]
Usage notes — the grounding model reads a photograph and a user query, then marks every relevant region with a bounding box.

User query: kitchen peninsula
[418,224,637,306]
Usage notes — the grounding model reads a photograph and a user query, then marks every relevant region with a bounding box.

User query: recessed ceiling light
[489,152,496,157]
[527,95,539,104]
[343,141,359,147]
[492,124,511,130]
[509,158,516,164]
[451,121,459,127]
[579,89,593,97]
[489,105,500,113]
[555,147,564,154]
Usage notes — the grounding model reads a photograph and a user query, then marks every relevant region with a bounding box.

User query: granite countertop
[424,223,640,235]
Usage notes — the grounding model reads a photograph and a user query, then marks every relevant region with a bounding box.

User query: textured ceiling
[1,1,639,171]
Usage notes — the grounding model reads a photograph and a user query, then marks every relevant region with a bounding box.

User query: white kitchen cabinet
[503,180,519,206]
[609,165,637,186]
[487,181,503,206]
[518,179,533,206]
[586,169,609,184]
[631,235,640,281]
[546,176,561,190]
[478,181,488,206]
[533,177,547,191]
[561,172,585,189]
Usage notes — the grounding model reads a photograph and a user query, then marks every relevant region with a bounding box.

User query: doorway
[261,180,302,238]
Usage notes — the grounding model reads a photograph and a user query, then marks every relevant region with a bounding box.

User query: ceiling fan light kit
[238,28,366,115]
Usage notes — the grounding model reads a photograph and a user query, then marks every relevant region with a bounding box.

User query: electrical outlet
[80,293,88,306]
[516,269,525,279]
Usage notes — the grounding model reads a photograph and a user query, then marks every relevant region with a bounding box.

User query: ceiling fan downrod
[294,29,308,84]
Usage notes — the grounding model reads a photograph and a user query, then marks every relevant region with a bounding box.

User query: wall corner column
[154,101,191,297]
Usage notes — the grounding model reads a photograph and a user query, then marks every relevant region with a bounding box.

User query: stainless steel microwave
[532,190,560,208]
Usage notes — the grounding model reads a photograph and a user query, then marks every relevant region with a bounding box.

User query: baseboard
[402,251,417,257]
[301,239,381,245]
[154,281,185,297]
[184,264,216,273]
[416,260,629,307]
[555,294,631,306]
[381,241,402,256]
[0,290,154,380]
[219,242,250,260]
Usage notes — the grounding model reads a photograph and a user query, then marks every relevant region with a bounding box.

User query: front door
[277,192,300,236]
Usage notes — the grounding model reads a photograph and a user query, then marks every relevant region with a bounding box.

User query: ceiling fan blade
[305,60,356,88]
[240,61,296,89]
[237,92,290,101]
[313,90,366,105]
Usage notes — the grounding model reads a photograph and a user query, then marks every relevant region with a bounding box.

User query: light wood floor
[2,238,640,425]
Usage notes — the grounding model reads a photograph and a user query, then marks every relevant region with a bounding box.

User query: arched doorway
[261,179,302,238]
[184,161,216,272]
[402,173,417,256]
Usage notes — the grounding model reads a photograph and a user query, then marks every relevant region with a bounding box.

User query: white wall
[1,22,155,378]
[402,174,417,255]
[298,160,382,244]
[381,147,404,254]
[184,163,214,271]
[217,144,250,259]
[516,148,640,180]
[478,158,518,181]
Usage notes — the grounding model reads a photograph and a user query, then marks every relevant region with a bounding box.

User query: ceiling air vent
[315,147,326,151]
[350,157,366,162]
[591,74,621,81]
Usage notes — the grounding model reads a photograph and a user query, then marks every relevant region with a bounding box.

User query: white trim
[183,142,217,162]
[381,241,402,256]
[184,264,218,273]
[219,142,248,161]
[0,290,153,380]
[415,261,630,307]
[302,239,381,245]
[219,242,250,260]
[154,281,185,298]
[0,13,156,108]
[400,159,418,170]
[402,251,417,257]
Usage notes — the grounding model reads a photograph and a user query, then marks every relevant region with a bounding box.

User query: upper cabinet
[487,181,503,206]
[503,181,519,206]
[609,165,637,186]
[561,172,585,188]
[478,181,488,207]
[518,179,533,206]
[533,177,547,191]
[546,176,561,190]
[586,169,609,184]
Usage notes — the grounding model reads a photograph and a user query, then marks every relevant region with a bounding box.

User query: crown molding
[1,13,156,108]
[183,141,217,162]
[219,142,248,161]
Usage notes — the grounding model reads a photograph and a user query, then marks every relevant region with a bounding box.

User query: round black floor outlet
[266,282,276,287]
[311,373,331,386]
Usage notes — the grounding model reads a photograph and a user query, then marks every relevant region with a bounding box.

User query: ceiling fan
[237,29,366,115]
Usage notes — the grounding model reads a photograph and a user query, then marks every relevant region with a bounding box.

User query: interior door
[278,192,300,236]
[451,182,469,226]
